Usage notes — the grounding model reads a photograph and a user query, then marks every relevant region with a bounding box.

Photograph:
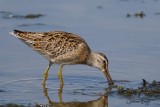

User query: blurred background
[0,0,160,106]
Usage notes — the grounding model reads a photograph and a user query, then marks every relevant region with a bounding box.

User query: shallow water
[0,0,160,106]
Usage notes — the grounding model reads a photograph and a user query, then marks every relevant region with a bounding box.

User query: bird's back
[10,30,91,64]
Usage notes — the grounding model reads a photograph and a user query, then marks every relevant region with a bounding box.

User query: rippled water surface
[0,0,160,107]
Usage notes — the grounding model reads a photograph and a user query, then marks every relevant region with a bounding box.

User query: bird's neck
[86,51,97,67]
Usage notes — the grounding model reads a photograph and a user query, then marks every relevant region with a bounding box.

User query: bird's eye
[103,60,106,68]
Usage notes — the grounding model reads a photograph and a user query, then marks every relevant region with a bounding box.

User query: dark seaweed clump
[0,11,44,19]
[0,103,41,107]
[117,79,160,96]
[107,80,160,104]
[0,90,5,92]
[0,103,25,107]
[126,11,145,18]
[23,14,44,19]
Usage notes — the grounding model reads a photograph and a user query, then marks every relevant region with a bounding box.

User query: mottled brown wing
[11,30,89,61]
[10,30,46,54]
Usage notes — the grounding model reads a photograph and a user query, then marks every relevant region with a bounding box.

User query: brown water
[0,0,160,106]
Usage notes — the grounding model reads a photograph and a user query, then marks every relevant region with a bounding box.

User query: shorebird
[10,30,114,85]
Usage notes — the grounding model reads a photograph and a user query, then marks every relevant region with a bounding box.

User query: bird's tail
[9,30,22,38]
[9,29,40,43]
[9,30,46,51]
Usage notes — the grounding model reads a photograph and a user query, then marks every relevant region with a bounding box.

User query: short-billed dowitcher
[10,30,114,85]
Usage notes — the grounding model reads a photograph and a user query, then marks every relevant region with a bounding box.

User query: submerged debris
[0,90,5,92]
[0,103,39,107]
[117,79,160,96]
[0,11,44,19]
[127,11,145,18]
[18,23,46,27]
[154,12,160,15]
[105,80,160,104]
[24,14,44,19]
[142,79,147,87]
[96,5,103,9]
[0,103,25,107]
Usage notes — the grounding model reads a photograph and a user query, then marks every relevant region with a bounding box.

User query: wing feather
[10,30,89,60]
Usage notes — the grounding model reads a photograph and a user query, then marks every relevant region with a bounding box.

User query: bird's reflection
[42,84,108,107]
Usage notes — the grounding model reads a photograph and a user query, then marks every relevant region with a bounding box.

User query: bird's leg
[58,65,64,85]
[42,62,52,84]
[58,84,63,102]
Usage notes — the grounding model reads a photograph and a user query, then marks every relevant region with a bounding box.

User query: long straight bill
[103,69,114,85]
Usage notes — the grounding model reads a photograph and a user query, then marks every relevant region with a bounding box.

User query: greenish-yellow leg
[42,62,51,84]
[58,65,64,85]
[58,84,63,102]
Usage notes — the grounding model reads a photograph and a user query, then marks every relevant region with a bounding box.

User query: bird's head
[87,52,114,85]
